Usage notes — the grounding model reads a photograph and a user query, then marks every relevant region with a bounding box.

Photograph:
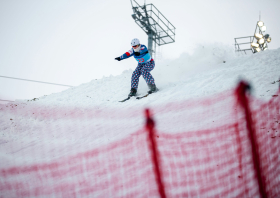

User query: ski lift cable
[0,75,73,87]
[0,75,74,103]
[0,99,14,102]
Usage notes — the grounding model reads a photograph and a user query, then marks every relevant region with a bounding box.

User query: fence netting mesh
[0,82,279,198]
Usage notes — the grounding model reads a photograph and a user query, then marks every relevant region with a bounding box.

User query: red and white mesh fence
[0,81,279,198]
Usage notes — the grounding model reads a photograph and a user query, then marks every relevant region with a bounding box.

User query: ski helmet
[131,38,140,46]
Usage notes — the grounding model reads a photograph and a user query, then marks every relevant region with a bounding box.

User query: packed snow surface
[1,44,279,169]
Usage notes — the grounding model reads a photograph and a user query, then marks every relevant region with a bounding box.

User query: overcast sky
[0,0,279,103]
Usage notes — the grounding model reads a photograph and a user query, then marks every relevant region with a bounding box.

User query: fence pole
[145,109,166,198]
[236,81,266,198]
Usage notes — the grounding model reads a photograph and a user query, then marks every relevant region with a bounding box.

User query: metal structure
[234,14,271,54]
[234,36,255,54]
[130,0,176,57]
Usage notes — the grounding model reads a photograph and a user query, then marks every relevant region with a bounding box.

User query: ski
[136,88,159,100]
[119,97,130,102]
[136,93,150,100]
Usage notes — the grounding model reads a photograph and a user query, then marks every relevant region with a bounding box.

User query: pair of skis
[119,93,150,102]
[119,88,159,102]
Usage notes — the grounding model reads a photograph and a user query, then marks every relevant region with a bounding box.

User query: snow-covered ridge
[9,43,279,109]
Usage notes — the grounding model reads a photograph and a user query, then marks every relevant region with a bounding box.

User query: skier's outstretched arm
[115,48,134,61]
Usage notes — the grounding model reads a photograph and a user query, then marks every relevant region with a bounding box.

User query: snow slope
[0,44,279,169]
[16,44,279,107]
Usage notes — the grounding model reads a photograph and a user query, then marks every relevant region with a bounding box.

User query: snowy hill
[15,44,280,108]
[1,44,279,168]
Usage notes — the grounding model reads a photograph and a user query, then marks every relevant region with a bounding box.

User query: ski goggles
[132,44,139,48]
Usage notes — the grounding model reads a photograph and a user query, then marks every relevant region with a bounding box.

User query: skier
[115,38,157,97]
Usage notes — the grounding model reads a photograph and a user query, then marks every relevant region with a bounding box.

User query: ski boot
[128,88,137,97]
[147,84,158,94]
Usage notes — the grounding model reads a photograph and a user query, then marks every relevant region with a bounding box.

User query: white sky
[0,0,279,103]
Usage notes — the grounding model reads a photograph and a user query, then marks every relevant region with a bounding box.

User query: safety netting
[0,82,279,198]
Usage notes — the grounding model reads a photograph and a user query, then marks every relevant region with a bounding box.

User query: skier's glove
[134,52,140,56]
[115,57,121,61]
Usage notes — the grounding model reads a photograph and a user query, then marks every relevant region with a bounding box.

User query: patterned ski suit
[119,44,155,89]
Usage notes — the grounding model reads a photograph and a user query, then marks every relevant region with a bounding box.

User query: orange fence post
[145,108,166,198]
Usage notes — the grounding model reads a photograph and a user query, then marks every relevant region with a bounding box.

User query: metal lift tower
[130,0,176,58]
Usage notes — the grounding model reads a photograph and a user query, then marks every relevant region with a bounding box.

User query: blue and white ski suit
[120,44,155,89]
